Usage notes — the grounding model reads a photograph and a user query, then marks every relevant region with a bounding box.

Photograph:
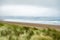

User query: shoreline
[0,21,60,30]
[3,19,60,25]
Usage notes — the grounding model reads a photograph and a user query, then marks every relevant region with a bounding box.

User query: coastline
[0,20,60,31]
[3,19,60,25]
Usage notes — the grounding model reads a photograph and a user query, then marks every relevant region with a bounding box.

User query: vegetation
[0,23,60,40]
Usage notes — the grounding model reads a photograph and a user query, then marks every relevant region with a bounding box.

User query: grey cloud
[0,0,60,17]
[1,0,59,7]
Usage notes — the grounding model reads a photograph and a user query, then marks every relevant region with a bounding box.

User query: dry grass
[0,21,60,40]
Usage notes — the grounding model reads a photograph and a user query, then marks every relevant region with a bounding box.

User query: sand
[0,21,60,31]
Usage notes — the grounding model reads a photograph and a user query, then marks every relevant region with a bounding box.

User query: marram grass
[0,23,60,40]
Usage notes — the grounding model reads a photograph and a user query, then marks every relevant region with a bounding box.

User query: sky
[0,0,60,17]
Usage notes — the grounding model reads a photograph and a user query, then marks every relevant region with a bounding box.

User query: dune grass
[0,23,60,40]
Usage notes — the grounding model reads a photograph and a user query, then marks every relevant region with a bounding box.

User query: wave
[3,19,60,25]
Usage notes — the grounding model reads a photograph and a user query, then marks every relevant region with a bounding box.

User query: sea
[0,16,60,25]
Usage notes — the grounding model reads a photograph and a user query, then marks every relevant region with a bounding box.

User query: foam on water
[3,19,60,25]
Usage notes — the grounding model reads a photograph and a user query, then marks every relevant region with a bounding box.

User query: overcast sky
[0,0,60,17]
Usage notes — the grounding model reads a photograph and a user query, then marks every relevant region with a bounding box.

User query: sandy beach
[0,21,60,31]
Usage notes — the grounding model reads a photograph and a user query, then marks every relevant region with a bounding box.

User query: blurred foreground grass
[0,23,60,40]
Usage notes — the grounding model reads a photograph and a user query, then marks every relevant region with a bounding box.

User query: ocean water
[0,16,60,25]
[4,19,60,25]
[1,16,60,21]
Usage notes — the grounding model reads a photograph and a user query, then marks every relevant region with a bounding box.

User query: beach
[0,20,60,31]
